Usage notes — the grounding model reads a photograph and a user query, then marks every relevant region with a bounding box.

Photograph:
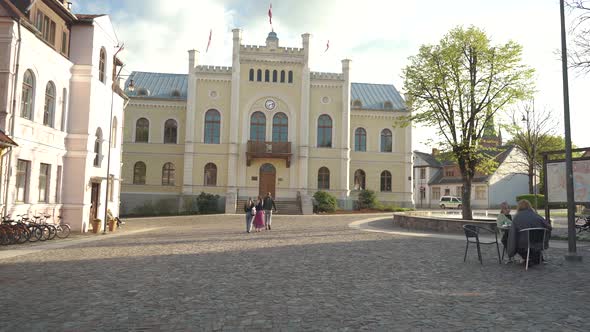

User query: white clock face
[265,99,276,110]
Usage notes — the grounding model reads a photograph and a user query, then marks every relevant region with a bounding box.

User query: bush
[358,189,379,210]
[196,192,220,214]
[516,194,545,209]
[313,191,337,213]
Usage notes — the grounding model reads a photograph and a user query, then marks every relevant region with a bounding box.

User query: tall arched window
[164,119,178,144]
[204,163,217,186]
[99,47,106,83]
[250,112,266,141]
[204,109,221,144]
[280,70,286,83]
[111,117,118,148]
[93,128,102,167]
[381,129,393,152]
[380,170,392,192]
[249,68,254,81]
[318,167,330,190]
[264,69,270,82]
[354,169,366,190]
[354,128,366,152]
[21,69,35,120]
[317,114,332,148]
[43,81,56,127]
[288,70,293,83]
[135,118,149,143]
[133,161,146,184]
[272,70,278,82]
[272,112,288,142]
[257,69,262,82]
[162,162,175,186]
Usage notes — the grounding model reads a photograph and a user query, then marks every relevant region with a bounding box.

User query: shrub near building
[313,191,337,213]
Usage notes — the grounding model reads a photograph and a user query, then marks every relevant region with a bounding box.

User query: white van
[439,196,462,209]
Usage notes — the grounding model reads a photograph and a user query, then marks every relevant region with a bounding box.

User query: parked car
[439,196,462,209]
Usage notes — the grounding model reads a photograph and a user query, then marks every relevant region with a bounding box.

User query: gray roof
[125,72,406,110]
[414,151,442,167]
[351,83,406,111]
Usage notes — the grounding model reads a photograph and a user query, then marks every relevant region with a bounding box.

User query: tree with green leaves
[403,26,535,219]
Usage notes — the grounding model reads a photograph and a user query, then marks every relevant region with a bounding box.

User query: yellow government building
[121,29,413,215]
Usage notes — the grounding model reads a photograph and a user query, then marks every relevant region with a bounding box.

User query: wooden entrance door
[259,163,276,198]
[90,183,100,221]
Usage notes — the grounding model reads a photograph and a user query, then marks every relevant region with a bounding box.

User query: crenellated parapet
[196,65,233,74]
[310,71,344,80]
[241,44,305,55]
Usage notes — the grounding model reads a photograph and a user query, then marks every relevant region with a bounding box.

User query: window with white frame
[39,163,50,203]
[16,159,30,203]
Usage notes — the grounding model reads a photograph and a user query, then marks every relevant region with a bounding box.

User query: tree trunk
[461,175,473,220]
[528,164,534,194]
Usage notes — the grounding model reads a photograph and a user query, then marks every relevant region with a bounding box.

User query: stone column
[183,50,198,195]
[298,33,311,192]
[340,59,352,200]
[225,29,241,213]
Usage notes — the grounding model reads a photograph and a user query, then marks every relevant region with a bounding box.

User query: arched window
[380,170,392,192]
[257,69,262,82]
[318,167,330,190]
[354,169,366,190]
[204,163,217,186]
[135,118,149,143]
[43,81,56,127]
[164,119,178,144]
[288,70,293,83]
[21,69,35,120]
[272,112,288,142]
[265,69,270,82]
[317,114,332,148]
[99,47,106,83]
[272,70,278,82]
[381,129,393,152]
[111,117,118,148]
[249,68,254,81]
[162,162,175,186]
[354,128,366,152]
[133,161,146,185]
[204,109,221,144]
[250,112,266,141]
[280,70,285,83]
[93,128,102,167]
[352,100,362,108]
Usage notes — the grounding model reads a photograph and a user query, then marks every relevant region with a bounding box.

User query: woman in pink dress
[253,196,265,232]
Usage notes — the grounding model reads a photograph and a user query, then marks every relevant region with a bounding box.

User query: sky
[74,0,590,152]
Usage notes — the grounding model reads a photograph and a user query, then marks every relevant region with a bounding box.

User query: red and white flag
[325,40,330,53]
[268,3,273,26]
[206,29,212,52]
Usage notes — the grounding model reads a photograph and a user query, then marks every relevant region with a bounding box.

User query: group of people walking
[244,192,277,233]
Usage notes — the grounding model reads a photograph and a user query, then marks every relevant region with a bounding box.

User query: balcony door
[259,163,276,198]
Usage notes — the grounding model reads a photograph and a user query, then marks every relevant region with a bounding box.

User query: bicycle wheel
[56,224,71,239]
[47,225,57,240]
[28,225,42,242]
[37,225,50,241]
[0,229,9,245]
[16,226,28,244]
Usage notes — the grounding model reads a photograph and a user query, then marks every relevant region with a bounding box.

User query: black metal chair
[463,224,502,264]
[518,227,548,270]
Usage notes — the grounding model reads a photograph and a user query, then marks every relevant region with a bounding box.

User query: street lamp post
[559,0,582,261]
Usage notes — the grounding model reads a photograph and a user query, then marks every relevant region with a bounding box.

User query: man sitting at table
[507,199,552,265]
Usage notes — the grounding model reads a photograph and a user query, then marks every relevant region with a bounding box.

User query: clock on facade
[265,99,276,110]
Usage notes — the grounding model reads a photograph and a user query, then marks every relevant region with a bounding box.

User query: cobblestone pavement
[1,214,589,331]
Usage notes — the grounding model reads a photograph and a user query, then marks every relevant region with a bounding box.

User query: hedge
[516,194,545,209]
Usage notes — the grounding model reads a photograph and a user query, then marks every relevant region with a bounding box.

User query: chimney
[432,148,438,156]
[67,2,72,10]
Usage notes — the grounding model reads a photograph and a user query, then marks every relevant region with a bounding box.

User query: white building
[0,0,125,231]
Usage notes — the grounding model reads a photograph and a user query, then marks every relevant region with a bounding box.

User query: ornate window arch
[21,69,35,120]
[380,170,392,192]
[99,47,106,83]
[204,109,221,144]
[164,119,178,144]
[381,128,393,152]
[135,118,149,143]
[43,81,56,127]
[354,169,366,190]
[162,162,175,186]
[272,112,288,142]
[133,161,146,185]
[354,127,366,152]
[250,111,266,141]
[317,114,332,148]
[318,167,330,190]
[204,163,217,186]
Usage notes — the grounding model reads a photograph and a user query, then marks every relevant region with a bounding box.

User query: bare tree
[566,1,590,72]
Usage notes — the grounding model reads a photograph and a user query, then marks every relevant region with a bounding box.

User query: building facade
[0,0,125,231]
[121,30,413,215]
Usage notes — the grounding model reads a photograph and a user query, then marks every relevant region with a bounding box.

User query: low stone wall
[393,211,497,234]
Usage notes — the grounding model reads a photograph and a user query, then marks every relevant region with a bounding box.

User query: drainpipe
[3,18,22,217]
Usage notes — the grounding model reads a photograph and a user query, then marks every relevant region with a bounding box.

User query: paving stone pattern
[1,214,589,331]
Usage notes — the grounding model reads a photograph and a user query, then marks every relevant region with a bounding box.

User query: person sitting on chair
[507,200,552,265]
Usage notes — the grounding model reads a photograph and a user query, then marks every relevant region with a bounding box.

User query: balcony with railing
[247,141,292,167]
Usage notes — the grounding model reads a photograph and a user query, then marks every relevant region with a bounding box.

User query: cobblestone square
[1,214,589,331]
